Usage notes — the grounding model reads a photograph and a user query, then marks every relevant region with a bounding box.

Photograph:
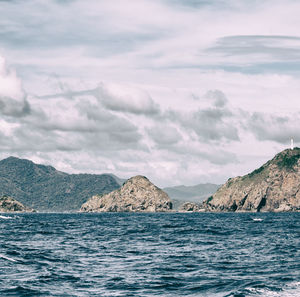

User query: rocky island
[80,175,172,212]
[179,202,203,212]
[0,195,35,212]
[203,148,300,212]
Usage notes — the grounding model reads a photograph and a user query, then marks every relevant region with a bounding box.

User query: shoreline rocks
[179,202,203,212]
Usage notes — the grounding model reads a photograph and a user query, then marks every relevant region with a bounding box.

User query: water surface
[0,213,299,296]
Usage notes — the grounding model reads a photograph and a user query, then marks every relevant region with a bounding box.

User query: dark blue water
[0,213,299,296]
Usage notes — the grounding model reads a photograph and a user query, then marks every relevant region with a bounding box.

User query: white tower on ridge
[291,138,294,150]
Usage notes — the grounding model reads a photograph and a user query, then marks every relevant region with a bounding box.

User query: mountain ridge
[0,156,121,212]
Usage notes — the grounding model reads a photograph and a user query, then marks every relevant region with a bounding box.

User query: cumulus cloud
[95,82,160,115]
[0,56,30,117]
[39,81,160,116]
[204,90,228,108]
[248,112,300,143]
[167,106,240,143]
[147,124,181,145]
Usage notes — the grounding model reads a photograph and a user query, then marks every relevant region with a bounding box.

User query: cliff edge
[203,148,300,212]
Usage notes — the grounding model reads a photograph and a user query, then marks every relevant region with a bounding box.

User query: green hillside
[0,157,120,212]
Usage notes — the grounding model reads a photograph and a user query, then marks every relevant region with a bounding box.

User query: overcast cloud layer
[0,0,300,187]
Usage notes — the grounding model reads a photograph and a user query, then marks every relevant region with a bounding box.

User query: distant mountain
[106,174,127,186]
[0,157,121,212]
[203,148,300,212]
[163,183,221,204]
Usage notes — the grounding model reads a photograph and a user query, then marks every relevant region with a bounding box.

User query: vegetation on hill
[0,157,120,212]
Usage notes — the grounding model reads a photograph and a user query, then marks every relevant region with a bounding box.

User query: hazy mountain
[0,157,121,212]
[164,183,221,204]
[106,174,127,186]
[204,148,300,212]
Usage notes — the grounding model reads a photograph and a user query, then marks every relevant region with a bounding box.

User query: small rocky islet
[178,202,203,212]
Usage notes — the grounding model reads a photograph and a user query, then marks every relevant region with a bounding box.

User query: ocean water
[0,213,299,297]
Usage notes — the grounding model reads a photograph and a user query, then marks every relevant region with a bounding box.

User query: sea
[0,213,299,297]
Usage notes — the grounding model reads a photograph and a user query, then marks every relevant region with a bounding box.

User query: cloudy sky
[0,0,300,187]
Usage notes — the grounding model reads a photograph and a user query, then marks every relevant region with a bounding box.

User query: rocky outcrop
[203,148,300,212]
[0,195,35,212]
[80,175,172,212]
[179,202,202,212]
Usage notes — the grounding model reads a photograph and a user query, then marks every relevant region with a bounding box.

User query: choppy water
[0,213,299,297]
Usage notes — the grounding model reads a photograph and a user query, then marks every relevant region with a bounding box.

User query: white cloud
[147,124,182,145]
[1,0,300,186]
[0,55,29,117]
[95,82,160,115]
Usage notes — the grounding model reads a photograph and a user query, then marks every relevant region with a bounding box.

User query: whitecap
[248,282,300,296]
[0,253,17,262]
[252,218,263,221]
[0,215,13,220]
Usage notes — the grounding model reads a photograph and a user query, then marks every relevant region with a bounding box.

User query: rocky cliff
[203,148,300,212]
[80,175,172,212]
[0,196,35,212]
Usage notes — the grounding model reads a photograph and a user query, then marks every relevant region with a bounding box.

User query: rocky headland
[80,175,172,212]
[203,148,300,212]
[0,195,35,212]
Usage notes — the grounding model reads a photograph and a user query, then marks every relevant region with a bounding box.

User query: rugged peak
[203,148,300,212]
[80,175,172,212]
[123,175,151,186]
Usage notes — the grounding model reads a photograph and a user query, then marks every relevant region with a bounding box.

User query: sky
[0,0,300,187]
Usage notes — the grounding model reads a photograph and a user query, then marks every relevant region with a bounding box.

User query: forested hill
[0,156,120,212]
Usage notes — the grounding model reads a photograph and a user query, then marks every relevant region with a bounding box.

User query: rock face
[80,175,172,212]
[0,196,35,212]
[203,148,300,212]
[179,202,201,212]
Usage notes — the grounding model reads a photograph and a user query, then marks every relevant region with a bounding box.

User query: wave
[252,218,263,221]
[0,215,13,220]
[0,253,17,262]
[238,282,300,296]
